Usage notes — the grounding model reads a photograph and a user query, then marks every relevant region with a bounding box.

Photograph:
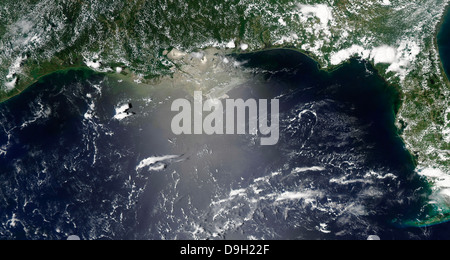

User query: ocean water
[427,7,450,237]
[0,49,449,240]
[438,8,450,79]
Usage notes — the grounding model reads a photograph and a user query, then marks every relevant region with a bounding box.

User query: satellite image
[0,0,450,240]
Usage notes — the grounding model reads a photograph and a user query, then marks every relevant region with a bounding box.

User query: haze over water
[1,48,450,239]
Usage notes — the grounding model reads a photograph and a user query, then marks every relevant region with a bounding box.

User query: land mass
[1,0,449,226]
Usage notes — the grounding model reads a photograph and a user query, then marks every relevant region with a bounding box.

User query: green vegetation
[1,0,450,226]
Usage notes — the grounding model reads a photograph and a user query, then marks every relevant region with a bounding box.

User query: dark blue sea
[439,7,450,79]
[1,47,450,239]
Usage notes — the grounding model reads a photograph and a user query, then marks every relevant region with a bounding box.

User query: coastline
[0,46,431,240]
[0,45,412,170]
[435,2,450,87]
[0,44,393,102]
[0,64,91,104]
[408,2,450,228]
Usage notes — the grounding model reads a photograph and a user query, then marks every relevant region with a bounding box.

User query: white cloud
[113,103,133,121]
[136,155,180,171]
[4,77,18,91]
[240,43,249,51]
[330,41,421,81]
[298,4,333,27]
[330,45,370,65]
[418,167,450,204]
[226,40,236,49]
[370,45,397,64]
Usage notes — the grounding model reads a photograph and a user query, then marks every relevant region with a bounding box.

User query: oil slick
[171,91,280,146]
